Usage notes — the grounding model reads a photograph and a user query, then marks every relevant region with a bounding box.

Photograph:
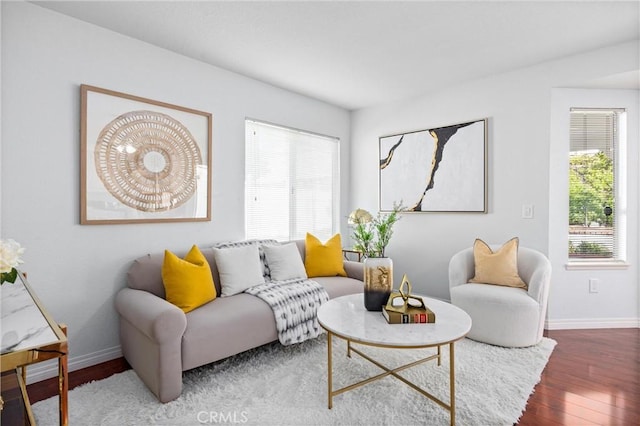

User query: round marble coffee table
[317,293,472,426]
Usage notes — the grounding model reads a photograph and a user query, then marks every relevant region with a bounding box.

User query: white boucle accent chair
[448,246,551,347]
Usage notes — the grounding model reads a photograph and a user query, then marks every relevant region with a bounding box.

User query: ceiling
[32,1,640,110]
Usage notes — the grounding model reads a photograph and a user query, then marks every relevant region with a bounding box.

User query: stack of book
[382,304,435,324]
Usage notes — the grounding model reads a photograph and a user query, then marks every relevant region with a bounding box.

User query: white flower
[0,239,25,273]
[348,208,373,225]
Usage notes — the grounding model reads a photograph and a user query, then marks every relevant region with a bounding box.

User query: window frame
[567,107,628,267]
[244,118,341,242]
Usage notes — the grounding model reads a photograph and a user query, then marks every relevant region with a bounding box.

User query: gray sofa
[115,239,364,403]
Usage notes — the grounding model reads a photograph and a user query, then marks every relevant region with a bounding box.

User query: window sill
[565,260,629,271]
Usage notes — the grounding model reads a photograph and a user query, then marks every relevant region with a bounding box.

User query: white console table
[1,272,68,425]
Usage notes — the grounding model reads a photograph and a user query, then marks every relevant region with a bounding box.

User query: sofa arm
[115,287,187,402]
[448,248,475,289]
[115,288,187,344]
[344,260,364,281]
[525,256,552,304]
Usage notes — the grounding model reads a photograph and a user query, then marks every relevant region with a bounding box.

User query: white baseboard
[545,317,640,330]
[25,345,122,385]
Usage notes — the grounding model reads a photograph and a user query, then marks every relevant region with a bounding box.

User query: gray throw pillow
[262,243,308,281]
[213,245,265,296]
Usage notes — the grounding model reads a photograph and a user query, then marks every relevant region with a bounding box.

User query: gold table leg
[449,342,455,426]
[325,337,457,426]
[327,331,333,409]
[59,324,69,426]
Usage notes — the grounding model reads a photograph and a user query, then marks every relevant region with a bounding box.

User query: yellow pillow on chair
[304,233,347,278]
[162,245,216,313]
[469,237,527,289]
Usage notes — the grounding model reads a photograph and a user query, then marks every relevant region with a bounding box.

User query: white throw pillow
[213,245,265,296]
[262,243,308,281]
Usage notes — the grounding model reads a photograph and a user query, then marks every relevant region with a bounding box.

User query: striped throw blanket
[244,278,329,345]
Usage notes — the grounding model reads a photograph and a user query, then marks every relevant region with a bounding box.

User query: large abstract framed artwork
[379,118,487,213]
[80,85,212,224]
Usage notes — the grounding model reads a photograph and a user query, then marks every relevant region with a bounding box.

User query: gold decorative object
[383,274,435,323]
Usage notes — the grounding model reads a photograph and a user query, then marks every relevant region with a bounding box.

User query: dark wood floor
[27,328,639,425]
[518,328,639,425]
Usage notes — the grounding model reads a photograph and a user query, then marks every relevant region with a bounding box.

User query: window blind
[568,108,622,260]
[245,119,339,241]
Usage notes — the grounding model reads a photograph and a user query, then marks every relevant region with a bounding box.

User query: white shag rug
[33,335,555,425]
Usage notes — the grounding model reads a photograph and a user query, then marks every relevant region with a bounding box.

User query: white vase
[363,257,393,311]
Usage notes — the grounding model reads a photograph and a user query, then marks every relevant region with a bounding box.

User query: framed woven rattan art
[80,85,212,224]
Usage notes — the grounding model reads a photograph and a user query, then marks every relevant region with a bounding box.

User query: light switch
[522,204,534,219]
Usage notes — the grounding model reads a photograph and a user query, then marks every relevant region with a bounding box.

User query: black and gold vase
[363,257,393,311]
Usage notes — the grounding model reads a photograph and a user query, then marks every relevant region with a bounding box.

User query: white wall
[350,41,639,327]
[0,3,3,232]
[1,2,350,381]
[549,89,639,329]
[3,2,638,384]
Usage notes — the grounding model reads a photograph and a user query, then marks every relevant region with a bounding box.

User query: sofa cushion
[450,283,539,347]
[304,233,347,278]
[469,237,527,289]
[128,252,166,298]
[311,276,364,299]
[262,243,308,281]
[213,244,266,296]
[161,245,216,313]
[181,293,279,370]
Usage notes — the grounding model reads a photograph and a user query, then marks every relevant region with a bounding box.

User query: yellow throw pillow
[304,233,347,278]
[162,245,216,313]
[469,237,527,289]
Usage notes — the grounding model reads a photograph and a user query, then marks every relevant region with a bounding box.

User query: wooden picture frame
[80,85,212,224]
[379,118,487,213]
